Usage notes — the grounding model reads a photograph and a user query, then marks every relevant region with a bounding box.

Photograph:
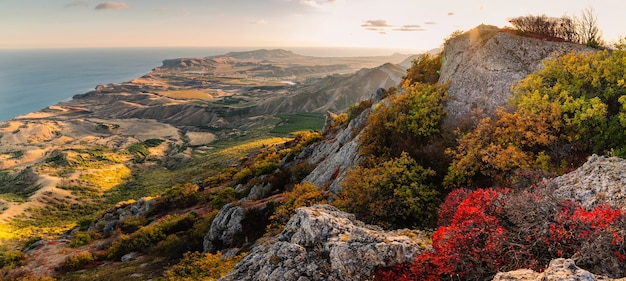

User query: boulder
[546,154,626,210]
[204,201,274,253]
[219,205,426,281]
[492,258,626,281]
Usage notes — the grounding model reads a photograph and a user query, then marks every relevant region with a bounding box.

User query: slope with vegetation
[2,13,626,281]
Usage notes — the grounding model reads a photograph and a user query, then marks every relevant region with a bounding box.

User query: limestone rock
[439,25,592,128]
[204,203,245,253]
[303,109,367,193]
[219,205,426,281]
[492,258,626,281]
[546,154,626,210]
[203,201,273,253]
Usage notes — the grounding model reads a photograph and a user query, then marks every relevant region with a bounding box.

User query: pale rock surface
[203,203,245,253]
[203,201,275,253]
[219,205,426,281]
[492,259,626,281]
[547,154,626,210]
[303,87,385,193]
[439,25,592,128]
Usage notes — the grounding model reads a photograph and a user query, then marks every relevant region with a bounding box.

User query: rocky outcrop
[219,205,426,281]
[203,200,276,254]
[546,155,626,210]
[302,90,379,192]
[439,25,592,128]
[492,258,626,281]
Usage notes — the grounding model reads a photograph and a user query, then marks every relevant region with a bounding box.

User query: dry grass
[157,89,214,100]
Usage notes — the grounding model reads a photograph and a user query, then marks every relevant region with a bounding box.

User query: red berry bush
[375,187,626,280]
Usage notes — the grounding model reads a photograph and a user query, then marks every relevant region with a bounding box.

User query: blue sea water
[0,46,414,122]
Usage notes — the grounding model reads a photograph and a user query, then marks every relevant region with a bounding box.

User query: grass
[270,112,325,135]
[158,89,213,100]
[59,256,169,281]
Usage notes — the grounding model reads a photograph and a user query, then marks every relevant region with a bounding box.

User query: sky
[1,0,625,52]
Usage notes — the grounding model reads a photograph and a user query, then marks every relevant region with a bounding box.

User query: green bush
[0,250,24,269]
[161,251,244,281]
[60,252,94,272]
[69,231,99,248]
[266,182,327,236]
[233,168,253,184]
[334,152,440,229]
[107,213,197,259]
[210,188,240,209]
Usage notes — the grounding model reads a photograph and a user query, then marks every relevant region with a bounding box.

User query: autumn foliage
[446,48,626,187]
[375,188,626,280]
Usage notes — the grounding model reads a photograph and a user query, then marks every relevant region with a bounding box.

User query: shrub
[0,250,24,269]
[107,213,197,259]
[347,99,373,120]
[361,81,448,160]
[233,168,253,184]
[334,152,439,229]
[118,216,148,234]
[289,162,316,183]
[60,252,94,272]
[162,251,244,281]
[210,187,240,210]
[403,53,442,85]
[266,182,327,236]
[375,187,626,280]
[69,231,100,248]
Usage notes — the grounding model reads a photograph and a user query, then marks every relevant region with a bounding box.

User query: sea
[0,46,415,122]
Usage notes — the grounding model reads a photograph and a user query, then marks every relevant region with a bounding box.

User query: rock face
[203,201,275,254]
[219,205,426,281]
[439,25,592,128]
[492,258,626,281]
[303,110,367,193]
[302,86,386,193]
[546,155,626,210]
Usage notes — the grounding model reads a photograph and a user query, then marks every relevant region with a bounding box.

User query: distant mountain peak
[214,49,304,61]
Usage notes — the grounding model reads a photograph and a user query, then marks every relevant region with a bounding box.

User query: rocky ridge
[439,25,592,127]
[219,204,426,281]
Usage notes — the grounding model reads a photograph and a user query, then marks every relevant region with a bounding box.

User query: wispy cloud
[424,21,437,25]
[65,1,88,8]
[361,19,392,28]
[393,24,425,32]
[95,2,131,11]
[362,20,425,33]
[448,12,455,16]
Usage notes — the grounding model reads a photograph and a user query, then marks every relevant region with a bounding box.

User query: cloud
[299,0,336,8]
[251,19,268,25]
[393,24,425,32]
[424,21,437,25]
[95,2,131,10]
[65,1,88,8]
[361,19,392,28]
[448,12,455,16]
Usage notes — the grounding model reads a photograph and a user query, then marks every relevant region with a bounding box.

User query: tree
[577,7,603,47]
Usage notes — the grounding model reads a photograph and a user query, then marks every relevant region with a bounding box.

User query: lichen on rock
[219,204,426,281]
